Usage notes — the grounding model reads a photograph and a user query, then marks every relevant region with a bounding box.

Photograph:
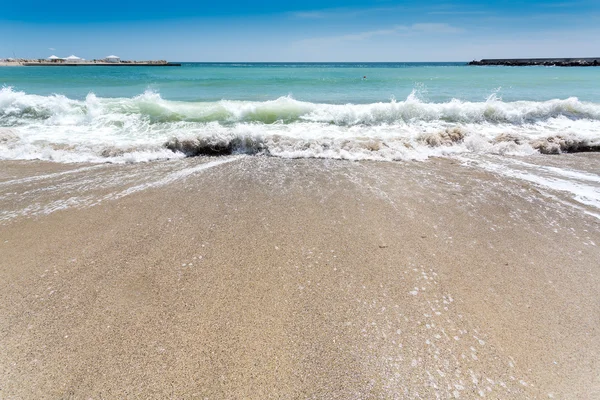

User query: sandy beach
[0,155,599,398]
[0,61,23,67]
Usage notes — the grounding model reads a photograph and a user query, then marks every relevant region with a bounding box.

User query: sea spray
[1,88,600,163]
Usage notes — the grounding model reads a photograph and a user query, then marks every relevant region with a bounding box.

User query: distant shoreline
[0,60,181,67]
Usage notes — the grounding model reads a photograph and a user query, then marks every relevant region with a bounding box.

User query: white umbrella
[105,55,120,63]
[65,55,82,61]
[48,55,61,60]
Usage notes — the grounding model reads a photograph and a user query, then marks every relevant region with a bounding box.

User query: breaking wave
[1,87,600,163]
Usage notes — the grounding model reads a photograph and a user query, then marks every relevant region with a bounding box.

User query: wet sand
[0,156,599,398]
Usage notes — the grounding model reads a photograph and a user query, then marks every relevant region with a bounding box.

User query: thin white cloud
[289,6,409,20]
[292,11,326,19]
[539,0,597,7]
[48,47,55,51]
[411,23,465,33]
[285,25,600,62]
[427,11,488,15]
[335,26,406,41]
[295,23,464,47]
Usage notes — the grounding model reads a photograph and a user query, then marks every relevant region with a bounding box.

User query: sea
[1,62,599,216]
[1,62,600,162]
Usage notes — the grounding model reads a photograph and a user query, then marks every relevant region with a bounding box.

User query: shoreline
[0,60,181,67]
[0,61,22,67]
[1,155,598,398]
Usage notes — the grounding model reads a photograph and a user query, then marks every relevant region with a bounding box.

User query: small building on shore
[65,55,83,63]
[47,55,63,63]
[105,55,120,63]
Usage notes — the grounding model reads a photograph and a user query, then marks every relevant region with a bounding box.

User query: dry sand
[0,155,598,399]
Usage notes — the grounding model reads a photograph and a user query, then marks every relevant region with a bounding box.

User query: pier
[469,58,600,66]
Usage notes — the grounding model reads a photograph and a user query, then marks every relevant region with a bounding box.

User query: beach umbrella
[47,55,61,60]
[65,55,82,61]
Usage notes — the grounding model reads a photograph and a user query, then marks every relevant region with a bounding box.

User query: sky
[1,0,599,61]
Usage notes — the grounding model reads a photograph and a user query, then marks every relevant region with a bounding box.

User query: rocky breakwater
[469,58,600,66]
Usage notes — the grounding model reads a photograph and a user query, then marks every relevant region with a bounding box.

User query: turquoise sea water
[1,62,600,163]
[2,62,600,103]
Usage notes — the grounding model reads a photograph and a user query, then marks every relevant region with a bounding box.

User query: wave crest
[3,88,600,126]
[1,88,600,163]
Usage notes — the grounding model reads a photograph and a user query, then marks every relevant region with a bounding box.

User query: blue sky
[1,0,599,61]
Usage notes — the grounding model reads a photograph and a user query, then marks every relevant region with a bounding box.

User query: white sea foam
[0,157,240,223]
[460,156,600,218]
[1,87,600,163]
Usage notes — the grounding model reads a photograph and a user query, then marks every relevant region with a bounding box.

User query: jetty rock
[469,58,600,66]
